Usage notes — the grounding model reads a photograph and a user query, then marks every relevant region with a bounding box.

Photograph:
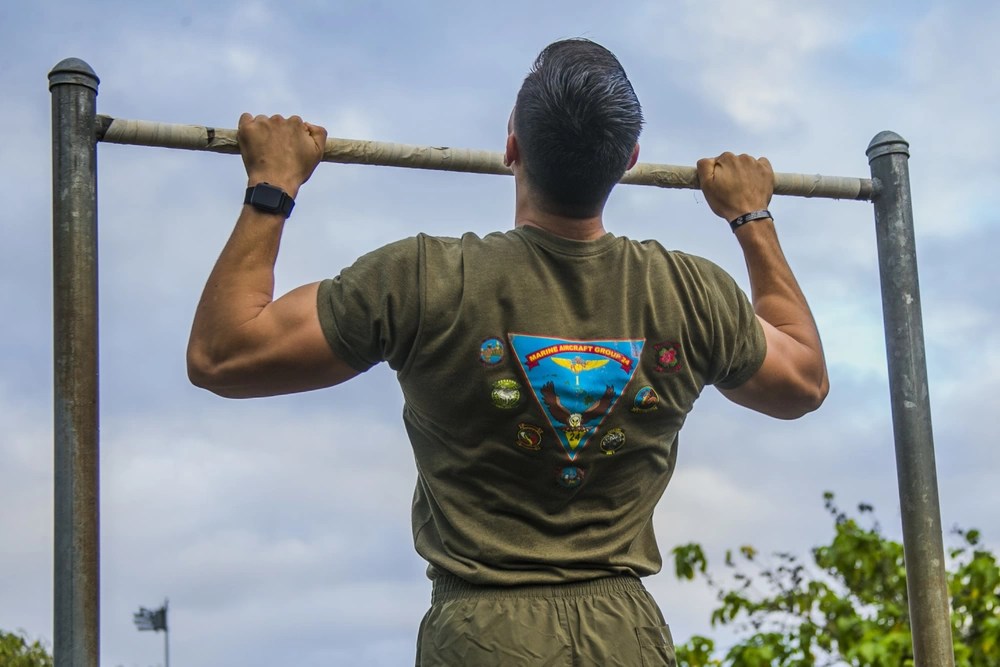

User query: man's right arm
[186,113,362,399]
[697,153,829,419]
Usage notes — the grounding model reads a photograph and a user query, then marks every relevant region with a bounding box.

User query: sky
[1,0,998,665]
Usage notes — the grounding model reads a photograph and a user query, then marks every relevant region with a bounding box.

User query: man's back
[316,225,765,585]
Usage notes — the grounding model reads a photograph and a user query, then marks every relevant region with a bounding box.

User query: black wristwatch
[244,183,295,217]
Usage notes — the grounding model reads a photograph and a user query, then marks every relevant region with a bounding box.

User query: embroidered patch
[631,386,659,413]
[557,466,585,489]
[491,379,522,409]
[653,341,683,373]
[479,337,505,366]
[600,428,626,455]
[515,423,544,451]
[509,334,644,461]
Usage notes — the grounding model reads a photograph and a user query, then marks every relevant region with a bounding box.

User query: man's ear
[626,143,640,171]
[504,133,519,168]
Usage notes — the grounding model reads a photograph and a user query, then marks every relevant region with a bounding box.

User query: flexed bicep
[719,316,828,419]
[188,282,361,398]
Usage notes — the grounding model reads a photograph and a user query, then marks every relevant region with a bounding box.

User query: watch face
[252,185,284,210]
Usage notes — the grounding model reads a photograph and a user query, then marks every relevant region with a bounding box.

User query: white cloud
[630,0,855,134]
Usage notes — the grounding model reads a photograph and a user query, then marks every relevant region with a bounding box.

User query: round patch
[491,379,522,409]
[600,428,626,455]
[479,337,505,366]
[632,386,659,413]
[557,466,586,489]
[515,423,544,451]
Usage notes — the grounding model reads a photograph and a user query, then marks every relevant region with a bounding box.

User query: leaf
[673,543,708,581]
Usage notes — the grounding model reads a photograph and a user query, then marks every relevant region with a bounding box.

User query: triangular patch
[509,334,644,461]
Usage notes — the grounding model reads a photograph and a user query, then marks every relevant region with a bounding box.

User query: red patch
[515,423,544,451]
[653,342,682,373]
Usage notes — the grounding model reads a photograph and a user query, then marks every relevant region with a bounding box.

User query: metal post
[49,58,100,667]
[867,132,954,666]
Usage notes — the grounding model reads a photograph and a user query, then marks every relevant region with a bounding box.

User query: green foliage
[674,542,708,581]
[0,629,53,667]
[675,635,722,666]
[671,494,1000,667]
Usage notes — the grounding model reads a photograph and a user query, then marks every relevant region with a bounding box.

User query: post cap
[867,130,909,163]
[49,58,100,92]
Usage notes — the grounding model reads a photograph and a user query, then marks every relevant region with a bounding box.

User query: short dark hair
[514,39,643,217]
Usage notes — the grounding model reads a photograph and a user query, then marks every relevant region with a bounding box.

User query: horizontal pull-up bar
[95,115,874,201]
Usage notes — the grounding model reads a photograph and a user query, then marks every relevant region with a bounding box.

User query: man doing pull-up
[187,38,827,666]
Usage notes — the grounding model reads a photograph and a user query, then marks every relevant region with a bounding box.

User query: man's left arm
[186,113,360,398]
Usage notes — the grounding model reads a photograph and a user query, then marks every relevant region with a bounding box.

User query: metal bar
[49,58,101,667]
[95,114,874,201]
[867,132,954,666]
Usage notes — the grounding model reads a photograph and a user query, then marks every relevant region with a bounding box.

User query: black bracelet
[729,209,772,232]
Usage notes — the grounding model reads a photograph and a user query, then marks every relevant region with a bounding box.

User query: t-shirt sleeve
[690,256,767,389]
[315,237,422,373]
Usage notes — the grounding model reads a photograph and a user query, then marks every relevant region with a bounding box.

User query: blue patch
[557,466,585,488]
[479,337,505,366]
[632,386,659,413]
[509,334,644,461]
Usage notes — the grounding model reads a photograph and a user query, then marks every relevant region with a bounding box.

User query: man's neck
[512,194,608,241]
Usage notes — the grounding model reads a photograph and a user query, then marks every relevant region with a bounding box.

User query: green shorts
[415,574,677,666]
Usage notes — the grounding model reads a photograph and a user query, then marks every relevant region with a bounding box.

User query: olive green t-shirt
[317,226,765,585]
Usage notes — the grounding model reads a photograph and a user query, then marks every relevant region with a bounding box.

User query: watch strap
[244,183,295,218]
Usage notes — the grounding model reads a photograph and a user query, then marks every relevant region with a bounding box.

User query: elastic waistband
[431,574,647,603]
